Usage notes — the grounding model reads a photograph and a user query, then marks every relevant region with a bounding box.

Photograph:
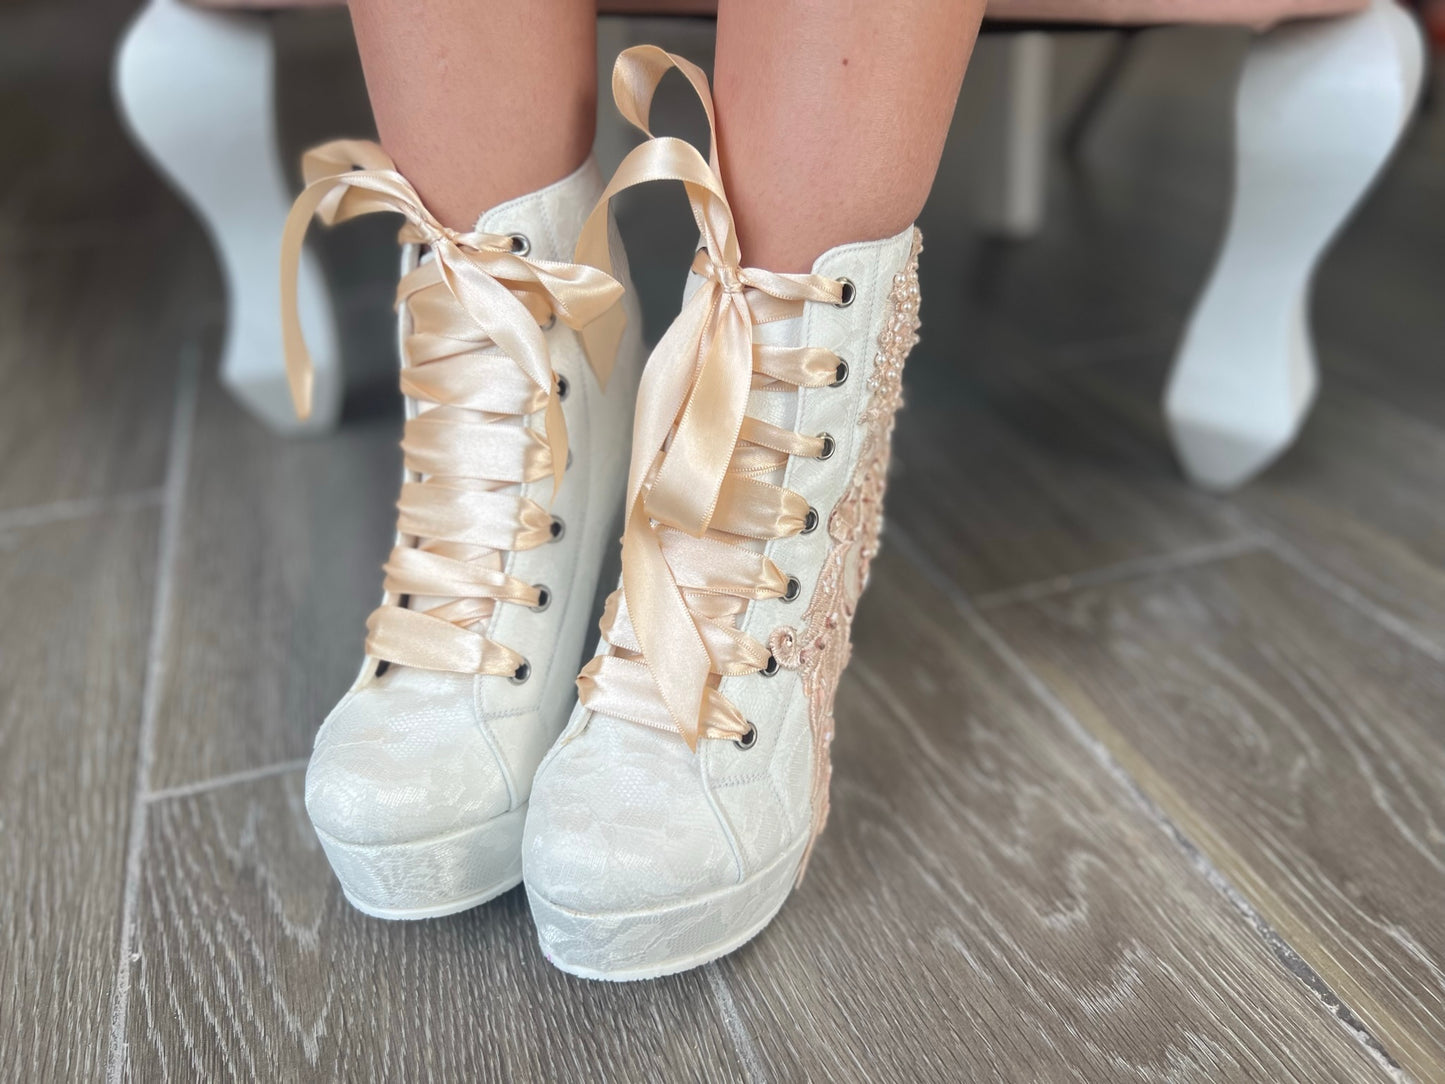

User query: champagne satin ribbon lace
[574,46,848,748]
[279,140,624,677]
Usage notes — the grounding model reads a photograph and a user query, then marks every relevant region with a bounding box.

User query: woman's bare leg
[714,0,985,271]
[348,0,597,230]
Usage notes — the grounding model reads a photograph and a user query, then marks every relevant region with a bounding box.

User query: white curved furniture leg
[114,0,342,434]
[1164,0,1423,492]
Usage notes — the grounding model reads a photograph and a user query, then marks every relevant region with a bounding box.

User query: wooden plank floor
[0,508,160,1082]
[3,8,1443,1081]
[988,550,1445,1077]
[716,551,1393,1083]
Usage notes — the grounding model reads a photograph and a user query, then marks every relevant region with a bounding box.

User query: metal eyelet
[831,360,849,387]
[530,585,551,612]
[509,233,531,256]
[801,507,819,534]
[761,654,779,677]
[556,374,569,400]
[834,278,855,308]
[816,433,835,460]
[783,575,801,603]
[734,723,758,750]
[549,516,566,542]
[541,313,557,332]
[566,449,573,471]
[510,660,532,684]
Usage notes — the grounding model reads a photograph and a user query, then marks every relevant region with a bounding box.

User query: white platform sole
[315,803,527,920]
[526,833,810,981]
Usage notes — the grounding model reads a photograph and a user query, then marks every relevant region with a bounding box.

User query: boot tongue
[677,269,804,553]
[397,162,609,631]
[678,268,804,445]
[400,251,508,619]
[747,313,803,448]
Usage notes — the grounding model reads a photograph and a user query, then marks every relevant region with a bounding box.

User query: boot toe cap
[305,671,511,847]
[522,715,740,915]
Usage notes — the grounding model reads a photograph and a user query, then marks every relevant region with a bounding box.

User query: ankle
[374,95,596,233]
[726,184,923,273]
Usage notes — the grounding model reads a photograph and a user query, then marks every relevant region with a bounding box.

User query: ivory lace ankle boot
[279,143,643,919]
[521,48,922,978]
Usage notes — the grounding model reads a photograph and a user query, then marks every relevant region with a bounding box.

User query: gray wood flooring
[2,8,1442,1082]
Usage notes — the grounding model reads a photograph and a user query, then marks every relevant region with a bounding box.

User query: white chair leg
[1164,0,1423,491]
[114,0,342,434]
[971,31,1053,239]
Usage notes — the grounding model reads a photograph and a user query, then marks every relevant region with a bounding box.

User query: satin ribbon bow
[574,47,845,748]
[279,139,625,495]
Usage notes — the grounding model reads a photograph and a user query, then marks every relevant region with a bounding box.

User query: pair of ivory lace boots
[280,47,921,981]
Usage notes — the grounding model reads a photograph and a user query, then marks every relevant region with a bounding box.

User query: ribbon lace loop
[573,47,846,748]
[279,140,625,677]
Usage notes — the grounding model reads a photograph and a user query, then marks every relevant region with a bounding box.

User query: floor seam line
[144,758,310,804]
[1245,516,1445,666]
[972,533,1266,609]
[104,345,200,1084]
[886,524,1412,1083]
[705,963,769,1084]
[0,488,166,534]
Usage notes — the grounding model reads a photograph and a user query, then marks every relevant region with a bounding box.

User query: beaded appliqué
[769,229,922,877]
